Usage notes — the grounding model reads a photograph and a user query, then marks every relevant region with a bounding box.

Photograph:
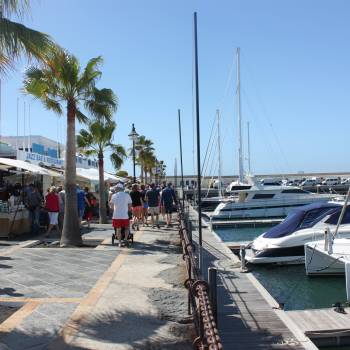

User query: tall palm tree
[23,49,117,246]
[1,0,54,73]
[135,135,154,183]
[144,152,157,183]
[77,120,126,224]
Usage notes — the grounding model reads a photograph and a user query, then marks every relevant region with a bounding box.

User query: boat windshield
[262,204,340,239]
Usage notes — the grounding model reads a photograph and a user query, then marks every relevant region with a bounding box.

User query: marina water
[215,226,347,311]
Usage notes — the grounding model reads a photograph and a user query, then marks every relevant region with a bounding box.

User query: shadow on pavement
[0,288,23,297]
[68,310,192,350]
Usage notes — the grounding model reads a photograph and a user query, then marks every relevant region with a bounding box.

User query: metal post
[193,12,203,272]
[240,244,247,272]
[236,47,244,183]
[247,121,251,174]
[132,138,136,183]
[208,267,218,325]
[178,109,185,209]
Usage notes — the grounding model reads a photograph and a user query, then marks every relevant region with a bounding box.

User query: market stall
[0,158,62,238]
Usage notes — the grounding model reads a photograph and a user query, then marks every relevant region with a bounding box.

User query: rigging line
[242,87,284,174]
[201,114,217,175]
[201,124,218,181]
[204,139,218,185]
[240,50,291,173]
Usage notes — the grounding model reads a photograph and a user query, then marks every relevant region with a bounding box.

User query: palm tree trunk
[60,100,82,247]
[145,169,148,183]
[98,151,107,224]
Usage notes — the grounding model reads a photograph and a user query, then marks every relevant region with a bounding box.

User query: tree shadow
[0,288,23,297]
[0,310,193,350]
[67,310,192,349]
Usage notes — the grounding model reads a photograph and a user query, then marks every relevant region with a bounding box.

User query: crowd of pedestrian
[21,184,96,237]
[109,182,177,247]
[8,179,177,245]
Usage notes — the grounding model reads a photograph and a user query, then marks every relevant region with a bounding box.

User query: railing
[178,204,223,350]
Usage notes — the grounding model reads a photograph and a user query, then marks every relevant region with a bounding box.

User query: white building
[0,135,98,170]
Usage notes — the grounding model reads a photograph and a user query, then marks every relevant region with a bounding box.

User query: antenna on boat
[236,48,244,183]
[217,109,222,197]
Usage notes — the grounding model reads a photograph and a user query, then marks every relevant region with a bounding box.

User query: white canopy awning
[0,157,54,176]
[76,168,126,183]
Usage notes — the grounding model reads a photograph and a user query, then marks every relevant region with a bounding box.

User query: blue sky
[1,0,350,176]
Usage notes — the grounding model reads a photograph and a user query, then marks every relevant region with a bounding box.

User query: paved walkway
[0,222,192,350]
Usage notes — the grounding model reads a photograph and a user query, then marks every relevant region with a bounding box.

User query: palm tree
[77,120,126,224]
[135,135,154,183]
[144,152,157,183]
[23,50,117,246]
[1,0,54,73]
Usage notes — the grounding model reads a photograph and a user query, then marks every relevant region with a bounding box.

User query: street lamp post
[128,123,139,184]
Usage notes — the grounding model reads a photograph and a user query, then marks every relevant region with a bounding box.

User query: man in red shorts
[110,183,132,247]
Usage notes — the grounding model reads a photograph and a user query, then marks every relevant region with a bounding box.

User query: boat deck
[209,218,283,228]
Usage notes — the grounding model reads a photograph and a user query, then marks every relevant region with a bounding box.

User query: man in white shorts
[110,183,132,247]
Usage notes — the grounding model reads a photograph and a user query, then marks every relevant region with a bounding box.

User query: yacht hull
[305,244,345,276]
[245,246,305,265]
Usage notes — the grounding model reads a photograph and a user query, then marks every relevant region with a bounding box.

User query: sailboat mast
[247,121,251,174]
[236,48,244,183]
[217,109,222,197]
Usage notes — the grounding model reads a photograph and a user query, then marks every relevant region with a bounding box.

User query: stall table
[0,209,31,238]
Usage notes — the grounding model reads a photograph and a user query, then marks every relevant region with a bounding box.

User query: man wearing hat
[110,182,132,247]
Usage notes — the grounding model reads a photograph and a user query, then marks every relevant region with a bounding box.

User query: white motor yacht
[211,185,340,221]
[245,201,350,264]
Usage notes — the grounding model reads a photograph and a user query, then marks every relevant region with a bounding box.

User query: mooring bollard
[240,244,247,272]
[208,267,218,325]
[324,227,329,251]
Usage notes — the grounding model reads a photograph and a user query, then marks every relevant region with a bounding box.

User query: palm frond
[76,109,88,124]
[0,17,54,67]
[2,0,29,18]
[84,87,117,122]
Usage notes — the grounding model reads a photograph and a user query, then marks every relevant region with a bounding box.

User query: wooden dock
[286,308,350,347]
[187,205,316,349]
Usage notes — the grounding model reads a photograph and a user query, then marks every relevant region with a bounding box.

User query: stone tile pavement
[0,223,192,350]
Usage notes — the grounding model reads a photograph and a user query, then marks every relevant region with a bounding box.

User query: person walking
[76,185,88,227]
[130,184,143,230]
[84,187,96,228]
[160,182,177,227]
[146,183,160,228]
[57,186,65,233]
[26,184,43,234]
[140,184,149,226]
[110,183,132,247]
[45,186,60,237]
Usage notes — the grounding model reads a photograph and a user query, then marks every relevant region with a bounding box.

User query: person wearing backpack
[26,184,43,234]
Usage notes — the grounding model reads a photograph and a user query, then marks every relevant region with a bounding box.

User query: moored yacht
[211,185,340,221]
[245,201,350,264]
